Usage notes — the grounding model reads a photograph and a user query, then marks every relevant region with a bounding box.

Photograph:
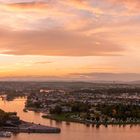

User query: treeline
[0,109,17,126]
[50,102,90,114]
[98,104,140,119]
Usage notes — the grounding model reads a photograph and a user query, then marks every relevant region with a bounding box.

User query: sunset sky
[0,0,140,81]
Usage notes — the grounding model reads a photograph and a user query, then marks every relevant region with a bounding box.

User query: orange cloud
[105,0,140,12]
[63,0,104,15]
[0,0,139,57]
[0,28,123,56]
[5,1,51,12]
[8,2,48,9]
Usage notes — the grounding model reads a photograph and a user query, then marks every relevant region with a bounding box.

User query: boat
[23,108,28,112]
[0,131,12,137]
[66,122,70,125]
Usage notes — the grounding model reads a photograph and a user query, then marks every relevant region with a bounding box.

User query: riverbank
[1,121,61,133]
[25,107,140,126]
[1,97,140,140]
[42,114,140,126]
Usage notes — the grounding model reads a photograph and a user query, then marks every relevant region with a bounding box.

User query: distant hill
[128,81,140,84]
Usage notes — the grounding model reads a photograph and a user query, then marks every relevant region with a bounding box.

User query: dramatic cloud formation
[0,28,123,56]
[0,0,139,79]
[0,0,139,56]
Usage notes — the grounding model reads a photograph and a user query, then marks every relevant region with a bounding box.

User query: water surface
[0,98,139,140]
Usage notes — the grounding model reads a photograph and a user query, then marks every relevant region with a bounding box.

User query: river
[0,98,140,140]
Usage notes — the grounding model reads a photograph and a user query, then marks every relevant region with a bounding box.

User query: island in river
[0,109,60,134]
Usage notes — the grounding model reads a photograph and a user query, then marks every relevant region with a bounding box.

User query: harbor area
[2,121,61,133]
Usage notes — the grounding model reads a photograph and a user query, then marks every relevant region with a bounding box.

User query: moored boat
[0,131,12,137]
[23,108,28,112]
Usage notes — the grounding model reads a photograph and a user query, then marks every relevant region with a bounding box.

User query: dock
[2,121,61,133]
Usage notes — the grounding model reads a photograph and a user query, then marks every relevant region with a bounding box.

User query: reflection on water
[0,98,140,140]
